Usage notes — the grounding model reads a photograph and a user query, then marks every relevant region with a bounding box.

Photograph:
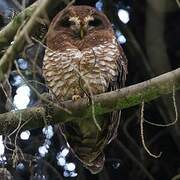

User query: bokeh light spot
[118,9,130,24]
[64,162,76,171]
[20,130,30,140]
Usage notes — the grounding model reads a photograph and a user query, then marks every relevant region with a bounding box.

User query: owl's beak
[80,28,84,39]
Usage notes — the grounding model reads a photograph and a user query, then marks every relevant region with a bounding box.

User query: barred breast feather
[43,39,120,101]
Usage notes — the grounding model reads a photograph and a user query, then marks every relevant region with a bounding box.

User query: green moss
[116,93,141,109]
[142,87,158,101]
[84,102,112,118]
[0,68,4,82]
[13,16,22,25]
[116,84,174,110]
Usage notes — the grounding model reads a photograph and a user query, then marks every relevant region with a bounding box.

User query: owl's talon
[72,95,81,101]
[83,93,92,105]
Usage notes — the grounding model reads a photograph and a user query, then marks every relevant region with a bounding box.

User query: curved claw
[72,95,81,101]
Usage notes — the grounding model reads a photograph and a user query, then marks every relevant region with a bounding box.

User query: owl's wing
[77,45,128,174]
[117,45,128,88]
[111,44,128,90]
[106,43,128,143]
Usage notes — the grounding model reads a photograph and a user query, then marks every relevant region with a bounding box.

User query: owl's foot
[72,95,81,101]
[83,93,92,106]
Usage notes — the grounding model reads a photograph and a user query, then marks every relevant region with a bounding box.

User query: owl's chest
[43,42,119,100]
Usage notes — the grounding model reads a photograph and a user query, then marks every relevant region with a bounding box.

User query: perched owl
[43,5,127,174]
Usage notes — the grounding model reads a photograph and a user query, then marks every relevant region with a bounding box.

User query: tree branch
[0,2,37,49]
[0,0,72,82]
[0,68,179,134]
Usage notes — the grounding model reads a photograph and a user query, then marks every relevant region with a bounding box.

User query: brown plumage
[43,5,127,174]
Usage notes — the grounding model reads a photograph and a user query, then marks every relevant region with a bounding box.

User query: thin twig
[144,85,178,127]
[176,0,180,8]
[71,64,101,131]
[140,101,162,158]
[0,0,72,82]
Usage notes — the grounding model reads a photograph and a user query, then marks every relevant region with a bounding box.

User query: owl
[43,5,127,174]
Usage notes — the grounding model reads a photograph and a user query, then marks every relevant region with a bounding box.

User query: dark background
[0,0,180,179]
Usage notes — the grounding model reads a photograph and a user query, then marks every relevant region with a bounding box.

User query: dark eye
[59,18,71,27]
[88,18,102,27]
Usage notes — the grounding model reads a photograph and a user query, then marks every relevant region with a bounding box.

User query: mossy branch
[0,67,179,134]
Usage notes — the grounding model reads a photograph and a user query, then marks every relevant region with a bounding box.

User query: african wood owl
[43,5,127,174]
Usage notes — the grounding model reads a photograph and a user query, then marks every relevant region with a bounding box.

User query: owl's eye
[88,18,102,27]
[59,18,71,27]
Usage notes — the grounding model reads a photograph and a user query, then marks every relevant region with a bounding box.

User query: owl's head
[48,6,112,40]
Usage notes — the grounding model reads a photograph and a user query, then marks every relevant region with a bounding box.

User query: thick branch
[0,68,179,134]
